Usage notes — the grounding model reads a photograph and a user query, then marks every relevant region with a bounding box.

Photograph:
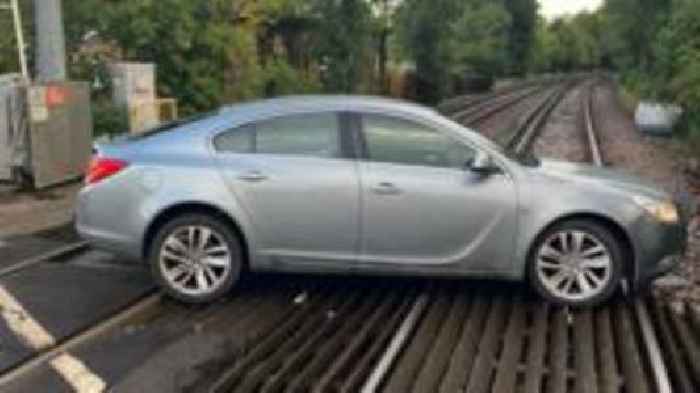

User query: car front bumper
[634,202,689,288]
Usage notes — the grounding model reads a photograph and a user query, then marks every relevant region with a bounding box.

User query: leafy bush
[91,100,128,138]
[262,59,321,97]
[652,0,700,147]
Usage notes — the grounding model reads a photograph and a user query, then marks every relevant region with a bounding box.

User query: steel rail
[0,241,88,277]
[459,86,549,126]
[438,80,541,115]
[510,82,572,155]
[584,82,604,166]
[584,80,673,393]
[452,86,543,123]
[438,77,563,115]
[360,291,430,393]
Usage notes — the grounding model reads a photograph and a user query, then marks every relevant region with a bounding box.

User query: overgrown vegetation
[2,0,699,149]
[1,0,539,111]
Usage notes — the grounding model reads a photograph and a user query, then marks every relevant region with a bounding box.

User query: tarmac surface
[0,239,155,391]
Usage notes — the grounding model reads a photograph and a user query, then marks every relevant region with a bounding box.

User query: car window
[213,124,255,153]
[361,114,476,169]
[256,112,340,158]
[214,112,341,158]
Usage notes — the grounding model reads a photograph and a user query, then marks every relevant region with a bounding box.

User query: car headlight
[632,196,679,223]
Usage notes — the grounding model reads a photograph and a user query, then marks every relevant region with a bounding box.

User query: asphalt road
[0,245,155,391]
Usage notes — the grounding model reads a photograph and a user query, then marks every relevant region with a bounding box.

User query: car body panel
[357,161,518,272]
[215,153,361,268]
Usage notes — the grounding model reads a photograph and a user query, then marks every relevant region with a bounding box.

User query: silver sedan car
[76,96,687,306]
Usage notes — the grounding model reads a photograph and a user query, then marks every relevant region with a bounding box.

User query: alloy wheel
[159,225,232,296]
[535,230,613,302]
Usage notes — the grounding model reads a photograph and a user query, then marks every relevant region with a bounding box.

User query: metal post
[34,0,67,82]
[3,0,29,79]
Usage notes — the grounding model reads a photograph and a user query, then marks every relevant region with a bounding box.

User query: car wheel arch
[142,202,250,270]
[525,212,636,285]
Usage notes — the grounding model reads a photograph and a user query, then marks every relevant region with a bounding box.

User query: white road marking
[51,354,107,392]
[0,285,106,392]
[0,285,55,349]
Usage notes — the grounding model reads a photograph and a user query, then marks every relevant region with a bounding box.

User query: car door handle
[238,171,268,182]
[371,182,402,195]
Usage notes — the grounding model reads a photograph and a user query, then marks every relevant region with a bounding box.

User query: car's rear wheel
[149,214,242,303]
[529,220,623,307]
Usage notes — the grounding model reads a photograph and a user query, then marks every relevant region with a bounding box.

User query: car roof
[218,95,439,124]
[111,95,447,155]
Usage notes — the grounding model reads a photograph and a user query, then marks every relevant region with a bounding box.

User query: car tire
[149,213,242,303]
[528,219,623,307]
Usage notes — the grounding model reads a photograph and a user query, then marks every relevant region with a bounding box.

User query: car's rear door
[214,111,360,268]
[354,112,518,272]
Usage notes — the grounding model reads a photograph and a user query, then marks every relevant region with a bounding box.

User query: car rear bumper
[75,186,144,261]
[76,224,142,261]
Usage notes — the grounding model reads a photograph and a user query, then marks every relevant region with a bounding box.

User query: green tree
[529,16,558,72]
[450,1,512,77]
[395,0,462,103]
[653,0,700,140]
[503,0,538,75]
[314,0,373,93]
[62,0,267,114]
[602,0,671,70]
[529,13,603,73]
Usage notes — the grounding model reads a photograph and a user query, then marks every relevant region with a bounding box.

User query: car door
[214,111,360,268]
[355,113,518,272]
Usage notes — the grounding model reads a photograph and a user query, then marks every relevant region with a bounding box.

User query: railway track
[206,282,420,393]
[438,79,559,119]
[503,80,576,155]
[451,85,547,127]
[585,81,700,393]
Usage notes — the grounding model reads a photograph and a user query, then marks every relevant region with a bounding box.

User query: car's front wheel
[529,220,623,307]
[149,214,242,303]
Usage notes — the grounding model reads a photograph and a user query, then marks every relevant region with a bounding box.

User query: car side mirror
[467,151,498,175]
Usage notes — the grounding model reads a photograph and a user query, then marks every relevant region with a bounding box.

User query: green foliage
[106,0,266,113]
[503,0,538,75]
[314,0,373,93]
[91,99,128,137]
[394,0,459,103]
[651,0,700,143]
[262,58,321,96]
[529,12,603,73]
[58,0,375,114]
[602,0,671,71]
[450,1,512,77]
[0,0,547,109]
[395,0,538,103]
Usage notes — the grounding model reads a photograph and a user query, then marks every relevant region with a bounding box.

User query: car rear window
[125,111,218,141]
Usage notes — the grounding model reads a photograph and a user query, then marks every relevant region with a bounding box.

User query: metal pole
[34,0,67,82]
[10,0,29,79]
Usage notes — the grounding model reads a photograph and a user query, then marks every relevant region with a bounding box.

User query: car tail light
[85,157,128,185]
